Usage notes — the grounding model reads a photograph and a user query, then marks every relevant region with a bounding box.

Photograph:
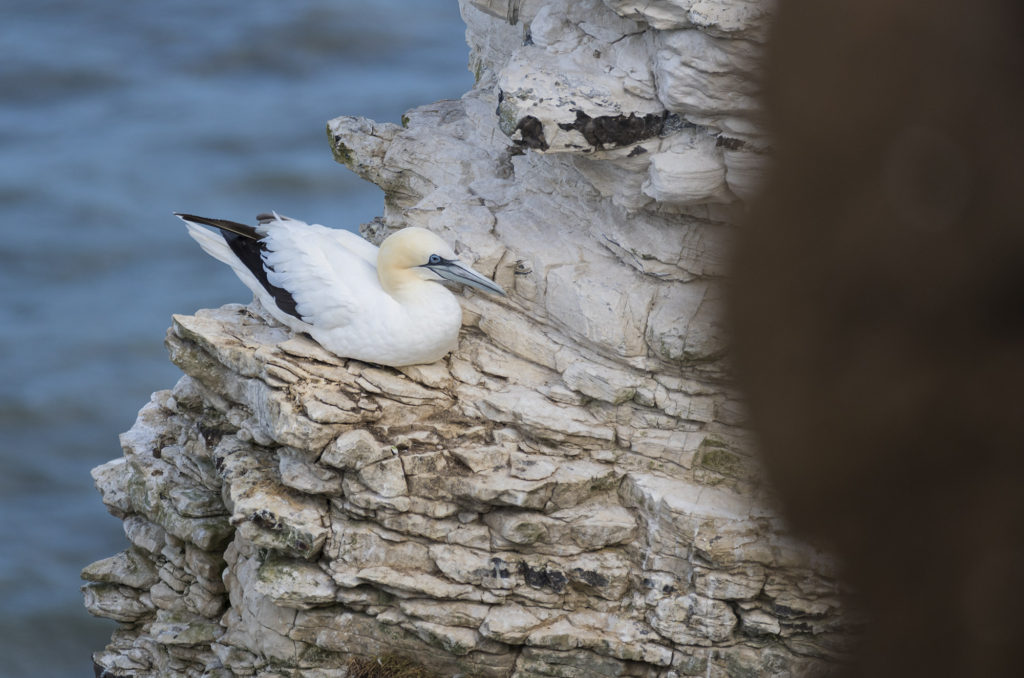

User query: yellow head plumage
[376,227,506,299]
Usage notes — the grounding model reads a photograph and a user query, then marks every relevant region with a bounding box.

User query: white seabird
[175,212,506,366]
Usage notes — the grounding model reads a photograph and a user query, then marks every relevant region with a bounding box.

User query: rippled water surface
[0,2,471,675]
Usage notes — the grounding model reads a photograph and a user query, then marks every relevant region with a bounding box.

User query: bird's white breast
[307,284,464,367]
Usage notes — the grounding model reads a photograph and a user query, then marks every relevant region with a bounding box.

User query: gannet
[175,213,505,366]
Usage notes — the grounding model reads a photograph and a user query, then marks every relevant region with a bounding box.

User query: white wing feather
[261,214,379,266]
[259,219,391,330]
[184,221,281,314]
[327,228,379,266]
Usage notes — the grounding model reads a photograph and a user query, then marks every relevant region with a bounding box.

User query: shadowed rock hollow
[83,1,856,676]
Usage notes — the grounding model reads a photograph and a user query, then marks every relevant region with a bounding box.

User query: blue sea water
[0,1,472,675]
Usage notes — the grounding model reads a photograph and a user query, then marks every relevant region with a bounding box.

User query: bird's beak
[426,260,507,297]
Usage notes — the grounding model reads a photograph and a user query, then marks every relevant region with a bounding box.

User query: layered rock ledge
[85,1,855,676]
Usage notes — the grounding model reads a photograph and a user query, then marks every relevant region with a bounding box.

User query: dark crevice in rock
[513,116,549,151]
[518,561,568,592]
[570,568,609,588]
[716,134,747,150]
[558,109,668,149]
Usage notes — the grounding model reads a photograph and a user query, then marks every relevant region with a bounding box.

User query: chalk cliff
[84,1,854,676]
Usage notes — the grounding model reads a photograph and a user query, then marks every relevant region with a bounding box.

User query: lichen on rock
[84,1,855,676]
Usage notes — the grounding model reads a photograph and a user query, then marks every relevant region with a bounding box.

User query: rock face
[84,1,854,676]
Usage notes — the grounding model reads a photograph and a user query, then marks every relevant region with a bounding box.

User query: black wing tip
[174,213,261,241]
[175,212,223,229]
[178,212,287,228]
[174,212,221,227]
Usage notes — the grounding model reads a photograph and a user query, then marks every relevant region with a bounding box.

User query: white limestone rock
[601,0,770,38]
[278,447,345,495]
[356,456,408,497]
[450,444,511,474]
[124,515,168,555]
[216,438,329,560]
[339,474,412,513]
[561,359,642,404]
[326,116,403,188]
[82,583,155,623]
[92,458,133,517]
[724,146,770,200]
[253,555,338,609]
[81,548,160,590]
[375,511,492,550]
[185,545,225,587]
[543,264,653,360]
[398,599,491,629]
[484,500,637,554]
[641,129,733,206]
[218,541,305,666]
[694,565,767,600]
[739,607,782,636]
[324,515,436,586]
[649,592,738,645]
[407,619,483,656]
[478,388,617,445]
[149,610,223,647]
[356,566,479,601]
[531,610,675,666]
[429,545,516,592]
[319,429,388,471]
[652,28,762,121]
[646,280,727,365]
[480,603,548,644]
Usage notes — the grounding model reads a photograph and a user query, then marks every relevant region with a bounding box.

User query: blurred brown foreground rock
[732,0,1024,676]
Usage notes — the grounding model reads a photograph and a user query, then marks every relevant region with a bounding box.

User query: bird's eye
[428,254,442,265]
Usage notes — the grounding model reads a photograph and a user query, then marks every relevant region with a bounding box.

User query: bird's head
[377,227,506,299]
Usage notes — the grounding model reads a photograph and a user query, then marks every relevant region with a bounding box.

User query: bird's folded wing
[329,228,379,266]
[260,221,386,328]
